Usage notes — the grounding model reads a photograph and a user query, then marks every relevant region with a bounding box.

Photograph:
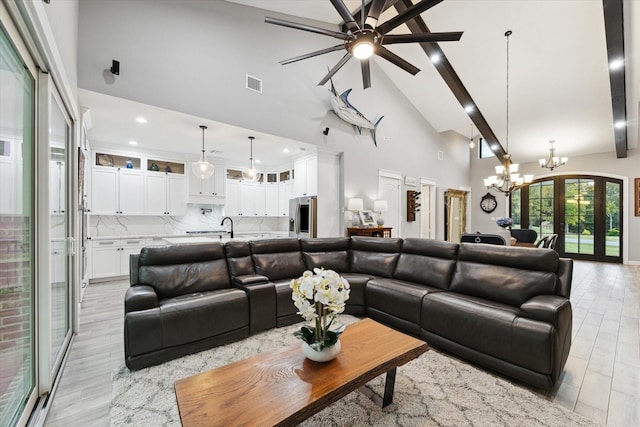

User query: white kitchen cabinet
[278,180,293,217]
[90,237,147,279]
[225,179,241,215]
[91,166,144,215]
[293,155,318,197]
[265,182,279,216]
[145,171,187,216]
[188,159,226,204]
[240,181,257,216]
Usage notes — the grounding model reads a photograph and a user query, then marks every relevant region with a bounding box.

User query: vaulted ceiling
[80,1,638,166]
[230,0,638,163]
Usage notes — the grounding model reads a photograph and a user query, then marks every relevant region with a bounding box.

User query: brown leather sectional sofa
[125,236,573,390]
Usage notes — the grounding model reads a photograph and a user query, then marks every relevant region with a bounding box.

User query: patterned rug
[111,316,595,426]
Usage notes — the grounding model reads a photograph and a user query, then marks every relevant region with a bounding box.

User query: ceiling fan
[265,0,463,89]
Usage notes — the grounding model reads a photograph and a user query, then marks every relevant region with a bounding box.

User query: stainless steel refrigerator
[289,196,317,238]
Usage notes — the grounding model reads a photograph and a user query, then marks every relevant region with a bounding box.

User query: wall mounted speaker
[110,60,120,75]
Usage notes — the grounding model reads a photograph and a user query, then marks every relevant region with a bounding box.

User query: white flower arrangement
[290,268,351,351]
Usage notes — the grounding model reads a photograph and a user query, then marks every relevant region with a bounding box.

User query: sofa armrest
[520,295,571,326]
[233,274,270,287]
[125,285,159,314]
[234,281,276,334]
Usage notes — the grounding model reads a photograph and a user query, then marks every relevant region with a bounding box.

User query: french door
[512,175,622,263]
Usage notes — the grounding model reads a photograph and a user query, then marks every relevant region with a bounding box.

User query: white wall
[77,0,470,239]
[42,0,78,100]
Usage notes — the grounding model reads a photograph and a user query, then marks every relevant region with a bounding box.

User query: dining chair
[535,236,549,248]
[546,234,559,250]
[461,233,506,245]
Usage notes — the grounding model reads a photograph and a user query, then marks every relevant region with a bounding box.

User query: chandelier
[539,140,568,171]
[192,125,215,179]
[484,30,532,197]
[242,136,261,182]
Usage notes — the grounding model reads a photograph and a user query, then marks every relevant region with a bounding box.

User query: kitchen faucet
[221,217,234,239]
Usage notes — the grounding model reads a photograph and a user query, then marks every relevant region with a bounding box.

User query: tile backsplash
[89,205,288,237]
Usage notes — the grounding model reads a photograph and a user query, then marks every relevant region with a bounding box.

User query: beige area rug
[111,316,596,426]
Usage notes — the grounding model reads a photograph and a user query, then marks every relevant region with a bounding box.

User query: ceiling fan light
[353,41,374,59]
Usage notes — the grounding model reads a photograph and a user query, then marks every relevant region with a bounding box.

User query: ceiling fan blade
[361,58,371,89]
[376,46,420,75]
[365,0,387,28]
[279,45,346,65]
[382,32,463,44]
[377,0,444,35]
[318,53,352,86]
[329,0,360,31]
[265,16,350,41]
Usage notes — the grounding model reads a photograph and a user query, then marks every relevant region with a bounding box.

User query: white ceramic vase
[301,340,341,362]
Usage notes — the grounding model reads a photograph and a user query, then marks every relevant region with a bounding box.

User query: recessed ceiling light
[491,144,499,151]
[136,117,147,124]
[430,53,441,64]
[464,105,474,113]
[283,148,290,153]
[614,120,626,129]
[129,140,138,145]
[609,58,624,70]
[255,159,261,164]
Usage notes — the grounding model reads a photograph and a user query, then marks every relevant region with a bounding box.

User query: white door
[420,181,436,239]
[378,172,401,237]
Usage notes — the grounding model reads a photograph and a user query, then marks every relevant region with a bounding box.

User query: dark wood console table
[347,227,392,238]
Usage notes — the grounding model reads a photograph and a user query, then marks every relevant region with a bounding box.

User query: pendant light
[469,122,476,149]
[483,31,533,196]
[192,125,215,179]
[242,136,261,182]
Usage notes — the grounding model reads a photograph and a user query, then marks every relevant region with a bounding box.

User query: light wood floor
[44,260,639,426]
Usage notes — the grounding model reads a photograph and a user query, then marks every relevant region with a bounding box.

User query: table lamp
[347,198,364,226]
[373,200,388,226]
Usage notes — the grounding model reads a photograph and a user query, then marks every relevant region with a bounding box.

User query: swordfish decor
[265,0,463,89]
[329,79,383,146]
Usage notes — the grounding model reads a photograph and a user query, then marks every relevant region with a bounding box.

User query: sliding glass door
[0,23,37,427]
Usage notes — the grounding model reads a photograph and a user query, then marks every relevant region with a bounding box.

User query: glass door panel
[605,181,621,257]
[528,180,554,239]
[564,178,595,255]
[49,95,70,370]
[0,25,36,427]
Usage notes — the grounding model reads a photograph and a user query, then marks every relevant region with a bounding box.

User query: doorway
[512,175,622,263]
[444,189,467,242]
[378,170,401,237]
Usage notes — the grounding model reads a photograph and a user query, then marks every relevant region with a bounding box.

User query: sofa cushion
[394,238,458,290]
[139,243,225,265]
[422,292,555,374]
[350,237,402,278]
[159,289,248,349]
[366,278,441,326]
[224,241,256,277]
[251,239,306,281]
[274,279,297,318]
[450,244,558,306]
[138,244,231,299]
[301,237,351,272]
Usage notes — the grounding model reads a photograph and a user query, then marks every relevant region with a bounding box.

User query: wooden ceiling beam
[391,0,508,164]
[602,0,628,159]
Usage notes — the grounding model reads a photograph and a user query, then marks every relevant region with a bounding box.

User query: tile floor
[44,260,640,426]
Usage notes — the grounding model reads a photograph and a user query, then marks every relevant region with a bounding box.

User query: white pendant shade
[242,136,261,182]
[192,159,214,179]
[192,125,215,179]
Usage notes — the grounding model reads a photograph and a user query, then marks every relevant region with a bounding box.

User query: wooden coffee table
[175,318,428,426]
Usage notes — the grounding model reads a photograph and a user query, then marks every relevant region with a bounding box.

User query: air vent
[246,74,262,93]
